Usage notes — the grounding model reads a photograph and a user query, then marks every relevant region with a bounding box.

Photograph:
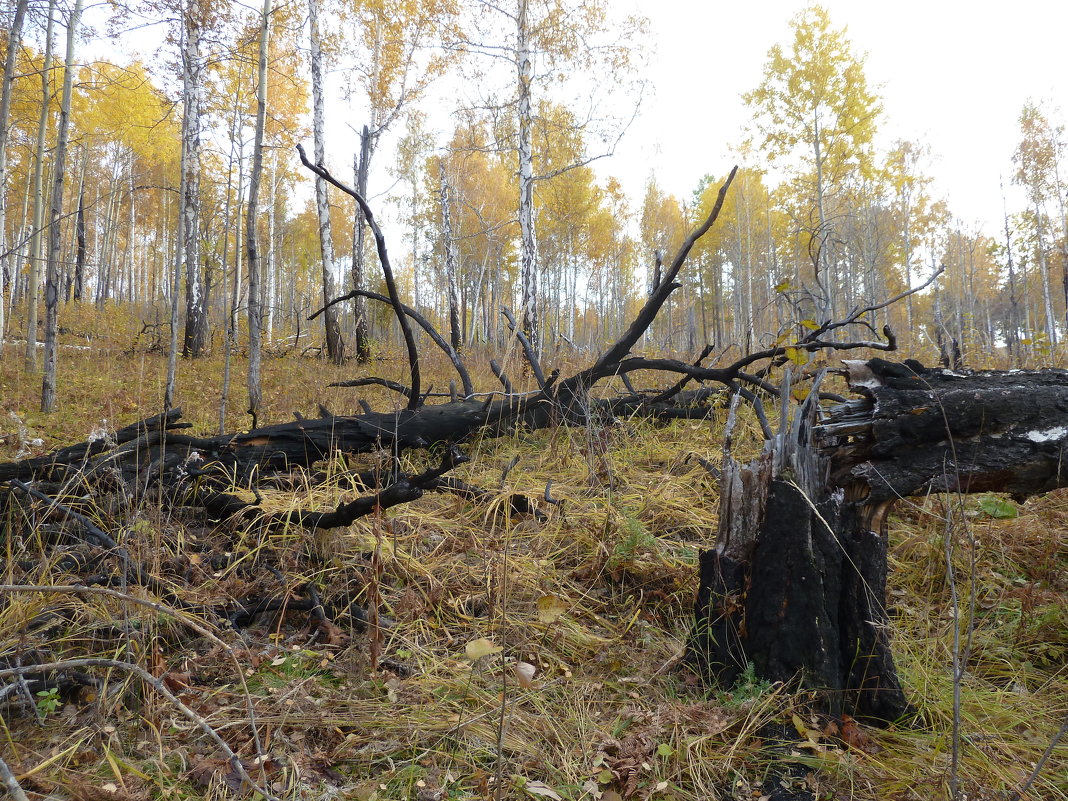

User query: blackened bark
[689,359,1068,722]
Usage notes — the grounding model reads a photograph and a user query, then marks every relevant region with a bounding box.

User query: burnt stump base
[689,479,911,722]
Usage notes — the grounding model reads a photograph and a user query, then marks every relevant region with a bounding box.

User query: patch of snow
[1023,426,1067,443]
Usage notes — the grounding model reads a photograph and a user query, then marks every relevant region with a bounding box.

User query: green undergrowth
[0,335,1065,801]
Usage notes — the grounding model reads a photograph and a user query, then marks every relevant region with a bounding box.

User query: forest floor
[0,306,1065,801]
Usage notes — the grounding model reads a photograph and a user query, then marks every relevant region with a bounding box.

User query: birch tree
[343,0,458,359]
[180,0,207,357]
[457,0,646,353]
[41,0,84,413]
[0,0,28,344]
[24,0,55,367]
[247,0,272,424]
[1013,101,1060,347]
[307,0,344,363]
[744,5,881,319]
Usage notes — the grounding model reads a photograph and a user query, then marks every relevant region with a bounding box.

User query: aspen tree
[41,0,84,413]
[0,0,28,344]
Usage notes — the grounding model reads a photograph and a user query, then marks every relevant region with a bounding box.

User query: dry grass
[0,308,1065,801]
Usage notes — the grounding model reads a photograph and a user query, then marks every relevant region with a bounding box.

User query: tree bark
[516,0,539,354]
[246,0,271,425]
[180,1,207,358]
[0,0,28,345]
[438,162,462,350]
[40,0,82,413]
[307,0,344,364]
[351,126,372,360]
[689,358,1068,721]
[24,0,55,368]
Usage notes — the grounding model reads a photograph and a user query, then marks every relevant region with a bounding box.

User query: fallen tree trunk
[689,358,1068,721]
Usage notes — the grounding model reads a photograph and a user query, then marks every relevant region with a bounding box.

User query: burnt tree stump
[688,359,1068,721]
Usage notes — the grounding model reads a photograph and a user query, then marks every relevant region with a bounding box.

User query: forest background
[1,0,1068,425]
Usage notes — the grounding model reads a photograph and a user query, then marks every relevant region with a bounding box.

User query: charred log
[689,359,1068,722]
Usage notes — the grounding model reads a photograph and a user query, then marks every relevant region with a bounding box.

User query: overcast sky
[95,0,1067,238]
[613,0,1067,232]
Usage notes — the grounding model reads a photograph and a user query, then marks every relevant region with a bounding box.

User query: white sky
[87,0,1067,238]
[612,0,1067,232]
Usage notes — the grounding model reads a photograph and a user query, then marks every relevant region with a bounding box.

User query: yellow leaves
[799,319,820,331]
[464,637,501,660]
[536,594,567,624]
[784,346,808,367]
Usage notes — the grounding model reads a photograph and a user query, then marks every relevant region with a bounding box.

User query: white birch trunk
[25,0,55,367]
[517,0,539,352]
[0,0,28,345]
[181,2,206,357]
[308,0,344,362]
[40,0,82,413]
[246,0,272,423]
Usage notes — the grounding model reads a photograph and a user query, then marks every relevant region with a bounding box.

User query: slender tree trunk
[0,0,28,345]
[41,0,82,413]
[351,126,371,360]
[516,0,539,354]
[217,106,239,433]
[220,144,245,434]
[25,0,55,367]
[307,0,344,363]
[181,2,206,358]
[438,162,462,350]
[246,0,271,425]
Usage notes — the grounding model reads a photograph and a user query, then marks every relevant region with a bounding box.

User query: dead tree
[689,358,1068,721]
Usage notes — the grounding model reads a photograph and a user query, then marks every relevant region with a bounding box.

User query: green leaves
[977,495,1019,519]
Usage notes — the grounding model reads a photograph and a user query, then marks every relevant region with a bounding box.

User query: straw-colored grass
[0,312,1065,800]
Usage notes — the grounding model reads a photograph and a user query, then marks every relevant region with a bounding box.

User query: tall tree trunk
[246,0,271,425]
[40,0,83,413]
[1002,192,1020,365]
[25,0,55,368]
[351,126,371,360]
[0,0,28,345]
[74,188,85,301]
[438,162,462,350]
[516,0,539,354]
[307,0,344,363]
[1033,199,1058,347]
[181,1,206,358]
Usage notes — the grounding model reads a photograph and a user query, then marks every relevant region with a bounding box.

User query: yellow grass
[0,305,1065,801]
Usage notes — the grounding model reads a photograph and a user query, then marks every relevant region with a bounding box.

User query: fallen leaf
[840,714,873,752]
[515,660,536,689]
[524,780,563,799]
[465,638,502,660]
[536,594,567,624]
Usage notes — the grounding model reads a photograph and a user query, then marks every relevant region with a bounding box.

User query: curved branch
[296,144,421,409]
[310,288,474,398]
[501,306,547,389]
[564,166,738,391]
[329,377,412,397]
[0,658,278,801]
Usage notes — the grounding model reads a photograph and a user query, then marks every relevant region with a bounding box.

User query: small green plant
[608,510,659,569]
[35,687,61,718]
[721,662,773,707]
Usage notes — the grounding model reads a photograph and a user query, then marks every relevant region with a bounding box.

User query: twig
[501,306,548,389]
[0,583,269,782]
[7,479,117,548]
[0,658,279,801]
[310,287,474,397]
[1009,716,1068,801]
[0,755,29,801]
